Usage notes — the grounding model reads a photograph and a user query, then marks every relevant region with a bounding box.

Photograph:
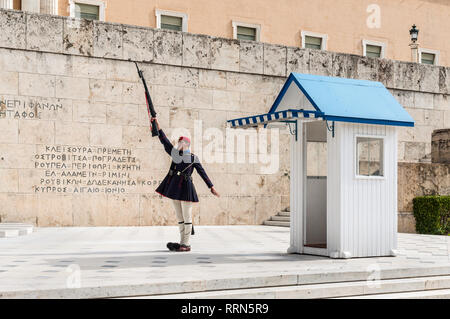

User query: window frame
[419,48,440,66]
[40,0,59,15]
[232,21,261,41]
[301,30,327,50]
[354,134,386,180]
[362,39,386,58]
[155,9,188,32]
[69,0,105,21]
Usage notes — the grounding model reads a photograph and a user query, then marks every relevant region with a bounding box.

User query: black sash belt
[169,169,192,181]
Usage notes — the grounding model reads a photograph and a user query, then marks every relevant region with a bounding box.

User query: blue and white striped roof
[228,72,415,129]
[227,109,323,128]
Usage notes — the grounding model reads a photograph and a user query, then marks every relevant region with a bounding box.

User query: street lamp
[409,24,419,63]
[409,25,419,43]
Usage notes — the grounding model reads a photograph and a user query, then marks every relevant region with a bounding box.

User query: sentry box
[228,73,414,258]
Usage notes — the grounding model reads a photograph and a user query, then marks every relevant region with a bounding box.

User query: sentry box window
[356,137,384,177]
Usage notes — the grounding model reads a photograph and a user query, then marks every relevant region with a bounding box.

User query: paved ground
[0,226,448,297]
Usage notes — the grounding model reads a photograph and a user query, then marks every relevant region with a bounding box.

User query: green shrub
[413,196,450,235]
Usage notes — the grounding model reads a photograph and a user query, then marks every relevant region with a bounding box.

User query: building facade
[0,5,448,231]
[1,0,449,66]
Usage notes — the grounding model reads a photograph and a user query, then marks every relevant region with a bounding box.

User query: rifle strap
[181,154,195,173]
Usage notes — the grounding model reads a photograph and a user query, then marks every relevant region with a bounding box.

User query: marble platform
[0,226,448,298]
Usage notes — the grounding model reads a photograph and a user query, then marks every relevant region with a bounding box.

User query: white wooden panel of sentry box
[326,121,341,257]
[288,119,303,254]
[328,122,398,258]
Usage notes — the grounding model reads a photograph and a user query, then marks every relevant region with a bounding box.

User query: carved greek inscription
[0,98,62,119]
[33,145,161,193]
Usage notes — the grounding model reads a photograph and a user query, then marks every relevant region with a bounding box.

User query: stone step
[128,275,450,299]
[334,288,450,299]
[0,223,34,228]
[0,223,34,235]
[262,212,290,227]
[263,220,290,227]
[0,223,33,236]
[279,212,290,217]
[271,216,290,222]
[6,264,450,298]
[0,229,20,238]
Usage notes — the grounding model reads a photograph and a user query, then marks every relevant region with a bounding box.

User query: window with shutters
[161,15,182,31]
[366,45,381,58]
[305,36,322,50]
[301,31,327,50]
[421,52,435,65]
[75,3,99,20]
[232,21,261,41]
[362,40,385,58]
[419,48,439,66]
[155,9,188,32]
[237,26,256,41]
[69,0,105,21]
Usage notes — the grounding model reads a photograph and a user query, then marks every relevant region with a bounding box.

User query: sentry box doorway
[228,73,414,258]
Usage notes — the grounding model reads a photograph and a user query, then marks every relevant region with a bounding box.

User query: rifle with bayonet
[134,61,159,137]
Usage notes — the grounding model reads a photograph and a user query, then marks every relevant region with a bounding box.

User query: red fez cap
[178,136,191,144]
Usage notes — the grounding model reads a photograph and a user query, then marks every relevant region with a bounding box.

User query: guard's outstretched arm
[193,158,214,189]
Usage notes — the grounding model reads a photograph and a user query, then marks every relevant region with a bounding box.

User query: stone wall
[432,129,450,164]
[398,162,450,233]
[0,9,449,228]
[398,129,450,233]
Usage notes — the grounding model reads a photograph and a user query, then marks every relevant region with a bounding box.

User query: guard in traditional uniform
[151,117,220,252]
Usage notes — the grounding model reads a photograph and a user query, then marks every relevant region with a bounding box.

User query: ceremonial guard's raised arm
[151,118,173,155]
[158,129,174,156]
